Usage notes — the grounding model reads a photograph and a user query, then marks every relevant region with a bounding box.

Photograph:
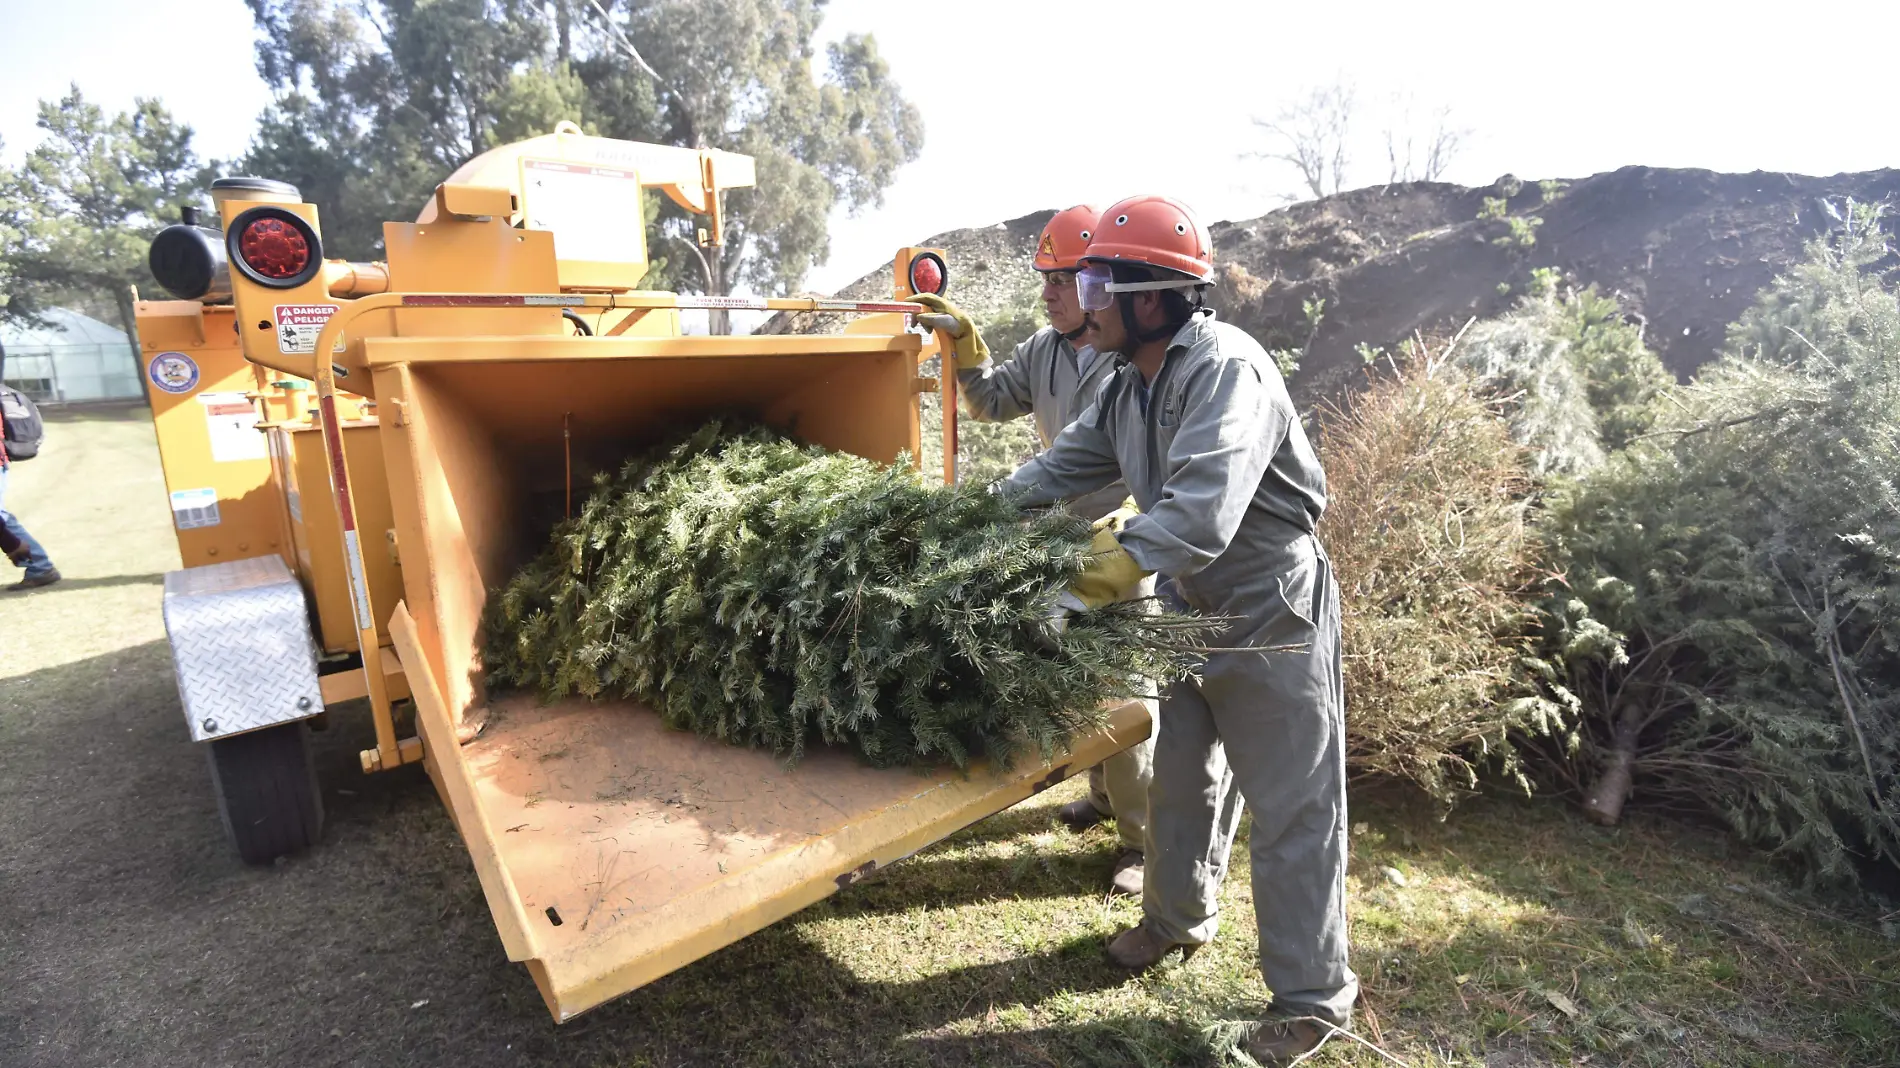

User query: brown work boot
[1109,849,1143,898]
[1056,797,1109,832]
[8,568,59,591]
[1239,1015,1331,1067]
[1105,919,1199,970]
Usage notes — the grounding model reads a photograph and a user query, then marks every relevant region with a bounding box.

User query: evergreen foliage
[1546,205,1900,885]
[484,421,1210,768]
[0,88,211,330]
[1452,281,1673,475]
[1318,355,1573,801]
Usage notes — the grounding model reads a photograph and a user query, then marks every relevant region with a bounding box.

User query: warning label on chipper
[273,304,341,355]
[170,488,221,531]
[197,392,267,463]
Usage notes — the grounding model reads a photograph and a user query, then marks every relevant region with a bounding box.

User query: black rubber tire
[206,721,325,865]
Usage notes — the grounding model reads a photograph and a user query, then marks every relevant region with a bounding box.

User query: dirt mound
[770,166,1900,401]
[758,210,1055,337]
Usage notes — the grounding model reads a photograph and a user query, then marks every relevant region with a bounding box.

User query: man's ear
[1134,291,1164,327]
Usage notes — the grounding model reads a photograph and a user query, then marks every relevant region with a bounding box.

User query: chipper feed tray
[370,329,1151,1020]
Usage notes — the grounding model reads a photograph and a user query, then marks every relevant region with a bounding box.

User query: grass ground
[1,409,1895,1068]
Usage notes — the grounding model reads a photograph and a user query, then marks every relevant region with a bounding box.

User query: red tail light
[225,206,323,289]
[908,252,947,296]
[239,217,309,279]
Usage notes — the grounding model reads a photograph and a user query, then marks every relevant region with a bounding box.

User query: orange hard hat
[1034,204,1101,272]
[1080,195,1213,282]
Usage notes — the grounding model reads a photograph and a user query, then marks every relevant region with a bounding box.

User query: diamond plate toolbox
[163,555,324,742]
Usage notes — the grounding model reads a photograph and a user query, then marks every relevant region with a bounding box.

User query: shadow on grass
[37,402,152,424]
[901,1015,1220,1067]
[2,571,167,594]
[826,843,1130,917]
[541,919,1228,1068]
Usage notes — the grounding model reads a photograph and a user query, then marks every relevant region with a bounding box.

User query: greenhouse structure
[0,308,142,404]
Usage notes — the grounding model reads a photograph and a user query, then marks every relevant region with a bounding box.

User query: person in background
[912,205,1156,898]
[0,422,59,591]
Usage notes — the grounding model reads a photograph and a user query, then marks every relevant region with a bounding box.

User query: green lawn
[1,408,1893,1067]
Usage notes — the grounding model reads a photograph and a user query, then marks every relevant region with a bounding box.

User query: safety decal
[1038,233,1056,259]
[197,392,268,463]
[274,304,340,355]
[170,487,221,531]
[149,352,200,394]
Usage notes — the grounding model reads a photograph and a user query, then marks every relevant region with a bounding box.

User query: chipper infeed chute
[368,329,1151,1020]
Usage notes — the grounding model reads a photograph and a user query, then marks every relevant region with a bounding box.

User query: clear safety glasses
[1076,263,1116,311]
[1076,262,1201,311]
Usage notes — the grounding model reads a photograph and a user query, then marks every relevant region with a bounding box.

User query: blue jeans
[0,465,56,578]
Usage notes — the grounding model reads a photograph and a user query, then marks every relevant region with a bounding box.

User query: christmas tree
[485,420,1209,768]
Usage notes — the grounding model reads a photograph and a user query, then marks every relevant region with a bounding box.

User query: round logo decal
[149,352,200,394]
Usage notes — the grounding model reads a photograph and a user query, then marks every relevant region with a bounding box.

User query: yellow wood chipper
[133,123,1149,1022]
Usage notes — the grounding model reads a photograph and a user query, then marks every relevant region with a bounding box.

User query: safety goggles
[1075,262,1202,312]
[1038,269,1078,290]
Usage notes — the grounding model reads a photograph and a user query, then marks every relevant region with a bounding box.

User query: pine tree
[1548,204,1900,886]
[484,421,1209,768]
[1318,353,1573,802]
[1452,279,1673,476]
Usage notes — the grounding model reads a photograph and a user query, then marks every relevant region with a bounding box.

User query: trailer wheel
[206,721,325,864]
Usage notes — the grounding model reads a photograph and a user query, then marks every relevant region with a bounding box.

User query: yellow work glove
[1068,523,1150,610]
[1048,500,1151,638]
[910,292,990,371]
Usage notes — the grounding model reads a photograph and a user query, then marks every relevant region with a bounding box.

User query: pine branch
[484,420,1218,768]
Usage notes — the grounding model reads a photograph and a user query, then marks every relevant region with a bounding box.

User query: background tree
[0,88,211,364]
[241,0,924,327]
[1248,81,1472,199]
[1383,95,1468,184]
[579,0,922,328]
[1249,80,1356,200]
[242,0,556,259]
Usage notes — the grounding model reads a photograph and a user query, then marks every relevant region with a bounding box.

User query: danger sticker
[273,304,341,355]
[170,487,221,531]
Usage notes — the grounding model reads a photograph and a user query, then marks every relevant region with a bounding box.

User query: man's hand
[911,293,990,371]
[1069,524,1149,610]
[1045,507,1153,641]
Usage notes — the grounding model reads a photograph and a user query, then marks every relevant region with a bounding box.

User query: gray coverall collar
[1111,308,1217,374]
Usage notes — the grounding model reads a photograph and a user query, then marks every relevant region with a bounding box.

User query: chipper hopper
[135,124,1150,1020]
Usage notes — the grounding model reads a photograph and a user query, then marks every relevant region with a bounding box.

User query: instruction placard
[170,488,221,531]
[197,392,267,463]
[521,158,645,265]
[273,303,340,355]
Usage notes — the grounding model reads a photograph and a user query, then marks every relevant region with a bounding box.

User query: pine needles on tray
[484,420,1211,768]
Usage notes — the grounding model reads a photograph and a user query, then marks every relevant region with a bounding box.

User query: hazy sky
[6,0,1898,294]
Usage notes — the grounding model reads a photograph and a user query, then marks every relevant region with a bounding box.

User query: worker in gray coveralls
[913,204,1154,899]
[967,194,1358,1066]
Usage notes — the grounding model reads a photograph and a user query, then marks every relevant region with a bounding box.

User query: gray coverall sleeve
[956,335,1040,422]
[1119,357,1281,578]
[998,402,1121,508]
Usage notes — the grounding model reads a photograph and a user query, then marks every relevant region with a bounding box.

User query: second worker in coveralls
[923,195,1358,1066]
[915,206,1155,898]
